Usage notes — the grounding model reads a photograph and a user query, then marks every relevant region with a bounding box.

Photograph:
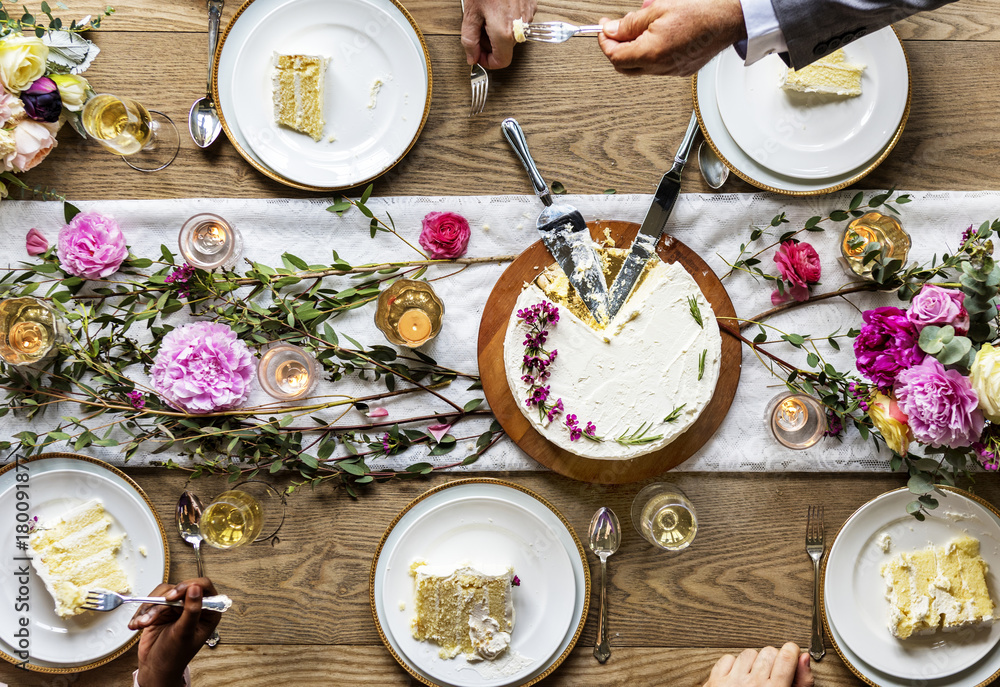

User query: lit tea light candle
[398,308,432,344]
[375,279,444,349]
[766,392,826,450]
[0,297,64,366]
[179,213,244,270]
[257,344,316,401]
[841,212,910,280]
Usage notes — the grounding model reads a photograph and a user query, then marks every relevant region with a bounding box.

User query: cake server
[604,111,700,321]
[501,117,610,323]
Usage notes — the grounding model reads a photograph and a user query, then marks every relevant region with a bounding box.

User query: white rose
[50,73,89,111]
[970,343,1000,422]
[0,127,16,171]
[0,34,49,93]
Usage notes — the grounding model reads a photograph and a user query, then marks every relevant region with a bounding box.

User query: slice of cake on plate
[410,561,516,660]
[28,499,130,618]
[272,54,328,141]
[781,48,866,97]
[880,535,995,639]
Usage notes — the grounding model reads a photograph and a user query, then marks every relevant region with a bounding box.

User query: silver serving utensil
[176,491,221,647]
[188,0,225,147]
[604,111,700,321]
[698,140,729,190]
[589,506,621,664]
[806,505,826,661]
[501,117,610,323]
[522,21,603,43]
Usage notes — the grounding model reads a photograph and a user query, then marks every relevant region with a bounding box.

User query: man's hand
[598,0,747,76]
[461,0,537,69]
[704,643,815,687]
[128,578,222,687]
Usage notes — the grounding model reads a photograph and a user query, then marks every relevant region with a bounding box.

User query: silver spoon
[589,506,621,664]
[176,491,220,647]
[188,0,225,148]
[698,140,729,190]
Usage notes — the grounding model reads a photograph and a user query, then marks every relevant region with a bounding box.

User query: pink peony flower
[419,211,470,259]
[853,307,924,389]
[150,322,255,414]
[907,284,969,335]
[895,357,984,449]
[771,240,821,304]
[0,90,18,127]
[25,227,47,255]
[57,212,128,279]
[10,118,58,172]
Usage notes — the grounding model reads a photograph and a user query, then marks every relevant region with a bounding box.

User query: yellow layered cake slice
[781,49,866,97]
[272,54,328,141]
[880,535,995,639]
[28,499,130,618]
[410,561,516,660]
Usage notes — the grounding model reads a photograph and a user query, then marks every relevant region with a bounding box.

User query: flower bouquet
[0,1,111,199]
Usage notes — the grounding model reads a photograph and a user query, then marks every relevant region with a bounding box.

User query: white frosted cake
[503,246,722,460]
[781,49,866,97]
[28,499,129,618]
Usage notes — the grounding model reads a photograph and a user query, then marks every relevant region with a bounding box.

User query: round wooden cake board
[478,220,742,485]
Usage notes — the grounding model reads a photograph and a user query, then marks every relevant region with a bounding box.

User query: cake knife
[604,111,700,321]
[501,118,610,324]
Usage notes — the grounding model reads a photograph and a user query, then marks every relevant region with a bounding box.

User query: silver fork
[82,590,232,613]
[523,21,603,43]
[806,505,826,661]
[460,0,489,116]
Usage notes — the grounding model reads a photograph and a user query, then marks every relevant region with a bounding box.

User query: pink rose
[0,90,18,127]
[10,118,58,172]
[906,284,969,335]
[772,240,821,305]
[26,227,47,255]
[57,212,128,279]
[419,211,470,259]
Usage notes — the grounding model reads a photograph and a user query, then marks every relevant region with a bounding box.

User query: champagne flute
[200,481,284,550]
[81,93,180,172]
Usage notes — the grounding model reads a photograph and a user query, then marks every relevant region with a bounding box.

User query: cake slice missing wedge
[272,54,328,141]
[28,499,130,618]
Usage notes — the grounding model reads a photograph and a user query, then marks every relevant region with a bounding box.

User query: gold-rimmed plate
[369,479,590,687]
[213,0,432,192]
[0,453,169,673]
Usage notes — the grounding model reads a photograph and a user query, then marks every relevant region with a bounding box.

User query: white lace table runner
[0,191,996,472]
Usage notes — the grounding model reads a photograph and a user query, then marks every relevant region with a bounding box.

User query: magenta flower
[854,307,924,389]
[895,357,984,449]
[127,390,145,410]
[419,211,470,259]
[772,240,821,304]
[21,77,62,123]
[57,212,128,280]
[26,227,48,255]
[150,322,255,414]
[907,284,969,335]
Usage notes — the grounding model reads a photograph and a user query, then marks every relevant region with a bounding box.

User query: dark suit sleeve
[770,0,957,68]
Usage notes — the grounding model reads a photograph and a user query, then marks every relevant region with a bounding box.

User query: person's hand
[704,643,814,687]
[461,0,536,69]
[598,0,747,77]
[128,578,222,687]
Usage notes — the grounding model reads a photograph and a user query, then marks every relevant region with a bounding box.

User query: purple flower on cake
[20,76,62,123]
[854,307,924,389]
[25,227,47,255]
[906,284,969,335]
[771,240,821,305]
[512,575,521,587]
[895,357,984,449]
[419,211,470,259]
[150,322,255,414]
[57,212,128,280]
[565,414,582,441]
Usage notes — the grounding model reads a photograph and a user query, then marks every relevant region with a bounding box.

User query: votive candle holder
[841,211,910,280]
[257,344,316,401]
[179,213,244,270]
[765,392,827,449]
[375,279,444,348]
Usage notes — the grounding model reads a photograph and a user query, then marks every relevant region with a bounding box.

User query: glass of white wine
[631,483,698,552]
[200,481,284,550]
[81,93,180,172]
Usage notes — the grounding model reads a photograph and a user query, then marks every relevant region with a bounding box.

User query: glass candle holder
[631,483,698,551]
[765,392,827,449]
[257,344,316,401]
[0,297,66,366]
[841,211,910,280]
[178,213,244,270]
[375,279,444,348]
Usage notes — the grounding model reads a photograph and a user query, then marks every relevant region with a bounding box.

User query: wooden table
[3,1,1000,684]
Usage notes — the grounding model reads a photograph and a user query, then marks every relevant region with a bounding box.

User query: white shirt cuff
[739,0,789,65]
[134,666,191,687]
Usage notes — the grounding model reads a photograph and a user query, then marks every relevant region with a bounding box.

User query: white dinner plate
[0,454,168,672]
[215,0,431,191]
[370,480,589,687]
[825,487,1000,681]
[715,31,907,179]
[693,27,910,196]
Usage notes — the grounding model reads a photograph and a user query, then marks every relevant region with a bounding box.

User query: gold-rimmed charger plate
[213,0,432,192]
[692,26,910,196]
[369,478,590,686]
[0,453,169,673]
